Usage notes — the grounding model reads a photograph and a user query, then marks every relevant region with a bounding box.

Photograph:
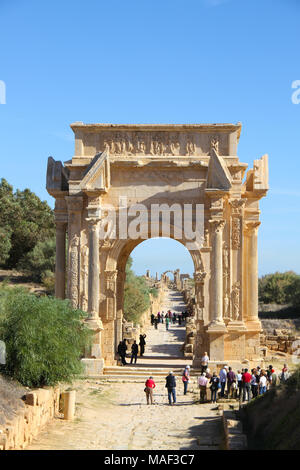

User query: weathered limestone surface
[46,123,269,371]
[0,388,60,450]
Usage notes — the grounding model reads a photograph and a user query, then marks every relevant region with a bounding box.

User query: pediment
[79,150,110,192]
[206,148,232,191]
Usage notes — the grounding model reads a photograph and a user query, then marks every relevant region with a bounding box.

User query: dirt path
[27,380,221,450]
[26,288,222,450]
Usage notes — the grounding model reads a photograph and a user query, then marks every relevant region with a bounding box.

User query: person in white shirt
[198,373,208,403]
[259,372,267,395]
[201,352,209,374]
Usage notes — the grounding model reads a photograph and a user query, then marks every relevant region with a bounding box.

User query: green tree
[258,271,299,304]
[0,178,55,268]
[0,287,92,387]
[17,237,56,284]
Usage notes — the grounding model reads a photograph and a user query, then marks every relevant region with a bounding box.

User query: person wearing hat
[182,365,190,395]
[165,371,176,405]
[198,372,208,403]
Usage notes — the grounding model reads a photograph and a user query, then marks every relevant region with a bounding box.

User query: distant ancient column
[245,221,260,322]
[87,218,100,320]
[210,219,225,324]
[55,221,67,299]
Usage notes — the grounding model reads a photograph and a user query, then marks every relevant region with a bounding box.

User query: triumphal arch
[46,122,268,373]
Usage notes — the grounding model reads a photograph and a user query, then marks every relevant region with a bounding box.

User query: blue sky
[0,0,299,277]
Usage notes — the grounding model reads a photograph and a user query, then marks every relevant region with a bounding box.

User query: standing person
[182,365,190,395]
[250,369,259,398]
[165,316,170,330]
[178,315,182,326]
[242,368,252,402]
[139,334,146,356]
[198,373,208,403]
[173,312,176,324]
[154,317,158,329]
[280,364,290,383]
[118,339,127,366]
[210,372,220,403]
[161,312,164,324]
[270,368,280,388]
[144,376,156,405]
[165,371,176,405]
[227,367,236,398]
[157,312,161,323]
[150,313,155,325]
[219,365,227,398]
[259,370,267,395]
[200,352,209,374]
[130,340,138,364]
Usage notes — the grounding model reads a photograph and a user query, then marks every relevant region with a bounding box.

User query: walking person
[280,364,290,383]
[198,373,208,403]
[237,370,243,399]
[219,365,227,398]
[182,365,190,395]
[139,334,146,356]
[130,340,138,364]
[210,372,220,403]
[165,371,176,405]
[165,316,170,330]
[154,317,158,329]
[150,313,155,325]
[144,376,156,405]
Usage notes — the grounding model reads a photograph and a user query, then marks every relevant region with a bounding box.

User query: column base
[226,321,247,332]
[245,320,262,332]
[81,358,104,377]
[207,321,227,333]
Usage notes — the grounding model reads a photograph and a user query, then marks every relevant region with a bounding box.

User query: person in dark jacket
[130,340,139,364]
[139,334,146,356]
[117,340,127,365]
[209,372,220,403]
[165,371,176,405]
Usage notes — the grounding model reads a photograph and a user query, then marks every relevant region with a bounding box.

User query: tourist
[165,316,170,330]
[157,312,161,323]
[139,334,146,356]
[237,370,243,399]
[130,340,138,364]
[227,367,236,397]
[205,368,212,379]
[280,364,290,383]
[182,365,190,395]
[117,339,127,366]
[173,312,177,324]
[154,317,158,329]
[250,369,259,398]
[144,376,156,405]
[242,368,252,402]
[198,373,208,403]
[161,312,164,323]
[178,315,182,326]
[200,352,209,374]
[219,365,227,398]
[150,313,155,325]
[165,371,176,405]
[209,372,219,403]
[270,368,280,388]
[259,370,267,395]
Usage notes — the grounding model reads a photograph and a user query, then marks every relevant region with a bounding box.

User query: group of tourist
[117,334,147,365]
[143,357,291,406]
[150,310,189,330]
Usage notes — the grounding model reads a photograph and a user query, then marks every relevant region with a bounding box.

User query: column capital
[194,270,207,284]
[229,198,246,215]
[209,219,225,232]
[65,195,83,212]
[86,217,100,231]
[244,221,260,235]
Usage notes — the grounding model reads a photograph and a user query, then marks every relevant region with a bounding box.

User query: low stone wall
[0,387,60,450]
[260,328,300,355]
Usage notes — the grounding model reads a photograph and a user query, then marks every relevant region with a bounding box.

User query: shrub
[0,288,92,387]
[17,237,56,284]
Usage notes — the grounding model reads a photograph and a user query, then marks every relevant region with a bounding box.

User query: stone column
[210,219,226,325]
[245,221,260,322]
[55,221,67,299]
[87,218,100,320]
[66,196,83,309]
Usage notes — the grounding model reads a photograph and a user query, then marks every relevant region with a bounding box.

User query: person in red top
[242,368,252,402]
[145,376,156,405]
